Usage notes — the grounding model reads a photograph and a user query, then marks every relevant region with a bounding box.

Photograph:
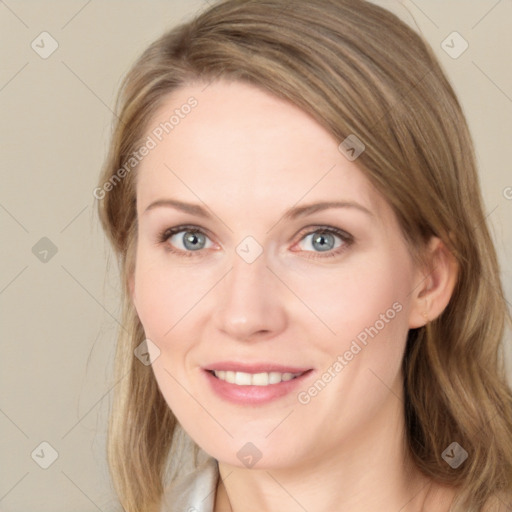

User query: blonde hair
[96,0,512,510]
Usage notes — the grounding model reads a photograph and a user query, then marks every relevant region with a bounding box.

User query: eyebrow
[143,198,374,219]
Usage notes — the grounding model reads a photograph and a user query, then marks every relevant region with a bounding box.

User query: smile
[203,366,314,405]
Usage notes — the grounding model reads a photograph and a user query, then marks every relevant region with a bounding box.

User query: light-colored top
[160,453,220,512]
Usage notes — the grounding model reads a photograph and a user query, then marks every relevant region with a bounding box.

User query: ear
[408,237,458,329]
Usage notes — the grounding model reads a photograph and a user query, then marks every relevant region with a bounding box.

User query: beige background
[0,1,511,510]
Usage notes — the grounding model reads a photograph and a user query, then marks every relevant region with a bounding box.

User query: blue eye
[294,227,353,259]
[159,226,213,257]
[299,231,341,252]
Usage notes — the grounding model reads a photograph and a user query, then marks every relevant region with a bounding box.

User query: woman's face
[131,80,425,469]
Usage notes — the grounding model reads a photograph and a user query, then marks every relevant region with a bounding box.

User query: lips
[202,362,314,405]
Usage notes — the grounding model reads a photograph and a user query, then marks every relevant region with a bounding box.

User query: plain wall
[1,1,511,510]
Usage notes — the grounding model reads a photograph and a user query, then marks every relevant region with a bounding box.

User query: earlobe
[408,237,458,329]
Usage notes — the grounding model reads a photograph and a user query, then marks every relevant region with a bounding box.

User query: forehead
[135,80,386,221]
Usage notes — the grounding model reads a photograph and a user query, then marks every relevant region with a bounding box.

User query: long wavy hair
[96,0,512,510]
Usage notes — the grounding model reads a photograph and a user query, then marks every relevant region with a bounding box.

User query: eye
[293,226,353,259]
[158,225,214,257]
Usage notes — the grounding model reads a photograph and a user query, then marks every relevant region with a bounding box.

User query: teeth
[213,370,303,386]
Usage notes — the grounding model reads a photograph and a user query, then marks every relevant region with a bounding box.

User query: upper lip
[204,361,312,373]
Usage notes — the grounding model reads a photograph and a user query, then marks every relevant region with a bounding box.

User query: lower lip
[203,369,313,405]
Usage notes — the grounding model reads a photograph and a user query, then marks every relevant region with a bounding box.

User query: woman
[96,0,512,510]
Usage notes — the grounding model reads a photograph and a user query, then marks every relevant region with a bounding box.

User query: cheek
[290,251,413,353]
[133,264,172,340]
[133,251,209,341]
[290,252,413,436]
[133,255,204,408]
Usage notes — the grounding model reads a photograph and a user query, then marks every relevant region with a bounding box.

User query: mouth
[202,365,314,405]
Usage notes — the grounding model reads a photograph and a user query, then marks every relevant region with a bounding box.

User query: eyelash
[156,224,354,260]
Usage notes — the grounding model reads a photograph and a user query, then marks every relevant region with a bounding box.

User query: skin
[130,80,458,511]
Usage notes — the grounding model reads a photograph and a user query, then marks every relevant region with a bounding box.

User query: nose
[211,250,288,342]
